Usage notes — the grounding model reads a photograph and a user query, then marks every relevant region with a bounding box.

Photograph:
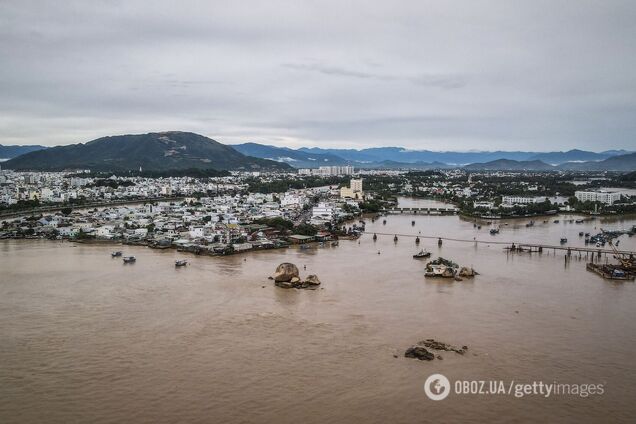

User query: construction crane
[602,229,635,272]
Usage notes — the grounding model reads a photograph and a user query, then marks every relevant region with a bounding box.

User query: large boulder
[273,263,299,283]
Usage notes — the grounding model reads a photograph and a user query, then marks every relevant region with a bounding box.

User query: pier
[379,207,459,215]
[364,231,636,256]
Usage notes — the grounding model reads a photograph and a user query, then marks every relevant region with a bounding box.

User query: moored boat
[122,256,136,263]
[175,259,188,267]
[413,249,431,259]
[111,251,122,257]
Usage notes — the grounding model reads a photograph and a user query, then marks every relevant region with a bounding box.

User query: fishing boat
[411,220,415,226]
[579,232,584,237]
[393,235,398,242]
[438,238,443,247]
[560,237,568,244]
[554,220,560,223]
[415,236,420,244]
[383,219,387,225]
[111,251,122,257]
[413,249,431,259]
[373,233,377,241]
[122,256,136,263]
[175,259,188,267]
[489,228,499,235]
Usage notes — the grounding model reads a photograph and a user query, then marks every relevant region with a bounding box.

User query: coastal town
[1,165,635,265]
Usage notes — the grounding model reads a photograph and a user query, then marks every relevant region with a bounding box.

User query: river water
[1,199,636,423]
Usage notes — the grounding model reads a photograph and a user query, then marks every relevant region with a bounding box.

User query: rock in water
[304,274,322,286]
[404,346,435,361]
[274,263,299,283]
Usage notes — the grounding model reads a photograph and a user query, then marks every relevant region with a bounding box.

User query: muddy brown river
[2,204,636,423]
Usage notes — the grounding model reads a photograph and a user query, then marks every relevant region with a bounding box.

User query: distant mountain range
[230,143,634,169]
[2,132,291,172]
[2,135,634,172]
[231,143,348,168]
[464,153,636,171]
[0,144,47,160]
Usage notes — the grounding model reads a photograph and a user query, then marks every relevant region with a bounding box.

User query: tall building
[340,178,364,200]
[298,166,354,176]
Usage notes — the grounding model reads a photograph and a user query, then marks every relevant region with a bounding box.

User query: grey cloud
[0,0,635,151]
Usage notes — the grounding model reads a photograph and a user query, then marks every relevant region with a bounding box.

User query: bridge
[364,231,636,257]
[380,207,459,215]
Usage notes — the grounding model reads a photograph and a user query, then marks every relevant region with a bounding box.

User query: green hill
[3,131,292,172]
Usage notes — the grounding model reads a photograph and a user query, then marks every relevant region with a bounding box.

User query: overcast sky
[1,0,635,151]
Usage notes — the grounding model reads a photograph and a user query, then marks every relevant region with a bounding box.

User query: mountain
[528,149,614,164]
[231,142,631,168]
[0,144,47,160]
[231,143,349,168]
[558,152,636,171]
[2,132,292,172]
[463,159,555,171]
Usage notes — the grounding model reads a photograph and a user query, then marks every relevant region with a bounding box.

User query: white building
[311,202,336,224]
[575,190,622,205]
[501,196,543,205]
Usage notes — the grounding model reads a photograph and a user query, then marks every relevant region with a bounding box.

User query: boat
[383,219,387,225]
[554,220,560,223]
[413,249,431,259]
[438,238,443,247]
[393,235,398,242]
[415,236,420,244]
[373,233,377,241]
[477,225,481,229]
[122,256,136,263]
[175,259,188,267]
[411,220,415,226]
[331,241,339,247]
[579,232,584,237]
[560,238,568,244]
[586,263,635,281]
[111,251,122,257]
[489,228,499,235]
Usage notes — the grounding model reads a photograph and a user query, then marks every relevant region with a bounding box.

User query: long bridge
[380,207,459,215]
[364,231,636,257]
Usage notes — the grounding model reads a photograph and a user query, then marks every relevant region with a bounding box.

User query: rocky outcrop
[304,274,321,286]
[272,264,322,290]
[404,346,435,361]
[459,267,478,277]
[419,339,467,355]
[273,263,299,283]
[405,339,468,361]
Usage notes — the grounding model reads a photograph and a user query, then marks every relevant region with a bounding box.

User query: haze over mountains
[1,133,634,172]
[232,142,635,171]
